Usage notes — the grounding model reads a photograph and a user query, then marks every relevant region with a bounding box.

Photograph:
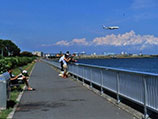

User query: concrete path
[13,62,135,119]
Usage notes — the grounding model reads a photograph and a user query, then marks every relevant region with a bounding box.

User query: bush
[0,59,8,74]
[0,56,36,74]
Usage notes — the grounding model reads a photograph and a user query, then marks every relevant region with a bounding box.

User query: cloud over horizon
[41,38,89,47]
[92,30,158,50]
[41,30,158,51]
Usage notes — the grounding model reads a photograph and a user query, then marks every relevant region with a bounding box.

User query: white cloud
[41,44,54,47]
[41,38,89,47]
[92,30,158,50]
[71,38,89,46]
[42,30,158,50]
[93,30,137,46]
[55,40,70,46]
[54,38,89,46]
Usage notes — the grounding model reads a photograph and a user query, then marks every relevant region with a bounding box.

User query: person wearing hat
[59,51,71,78]
[66,51,69,55]
[8,68,35,91]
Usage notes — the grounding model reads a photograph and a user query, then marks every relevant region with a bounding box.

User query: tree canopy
[20,51,34,57]
[0,39,20,57]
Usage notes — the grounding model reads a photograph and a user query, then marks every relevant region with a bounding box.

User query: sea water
[77,58,158,74]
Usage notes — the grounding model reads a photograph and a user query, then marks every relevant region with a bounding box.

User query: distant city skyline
[1,0,158,54]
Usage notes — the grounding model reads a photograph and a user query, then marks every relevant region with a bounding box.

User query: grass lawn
[0,61,36,119]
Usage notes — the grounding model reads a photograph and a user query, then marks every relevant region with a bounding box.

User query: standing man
[59,51,70,78]
[59,54,64,73]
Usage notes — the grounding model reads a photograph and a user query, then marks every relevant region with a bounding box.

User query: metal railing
[44,59,158,118]
[0,72,10,110]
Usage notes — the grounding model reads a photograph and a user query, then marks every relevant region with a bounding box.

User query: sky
[1,0,158,54]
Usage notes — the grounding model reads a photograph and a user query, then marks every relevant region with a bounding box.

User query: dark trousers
[60,61,64,71]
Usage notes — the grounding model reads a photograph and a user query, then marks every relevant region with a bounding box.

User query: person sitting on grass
[7,68,35,91]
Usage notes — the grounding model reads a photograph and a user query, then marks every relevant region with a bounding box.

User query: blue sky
[0,0,158,54]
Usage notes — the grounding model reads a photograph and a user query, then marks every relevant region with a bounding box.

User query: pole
[143,76,148,119]
[100,70,104,95]
[117,72,120,104]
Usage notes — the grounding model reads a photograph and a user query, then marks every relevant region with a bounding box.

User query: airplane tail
[102,25,106,29]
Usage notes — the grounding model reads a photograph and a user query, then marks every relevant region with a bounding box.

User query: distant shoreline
[76,55,158,59]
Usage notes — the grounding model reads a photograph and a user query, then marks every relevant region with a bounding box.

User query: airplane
[103,25,119,30]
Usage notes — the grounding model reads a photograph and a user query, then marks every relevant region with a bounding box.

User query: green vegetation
[0,108,12,119]
[20,51,34,57]
[0,39,36,74]
[0,38,37,118]
[0,57,36,74]
[0,39,20,57]
[0,61,36,119]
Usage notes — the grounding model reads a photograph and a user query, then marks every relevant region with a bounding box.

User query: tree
[0,39,21,56]
[0,39,5,57]
[20,51,34,57]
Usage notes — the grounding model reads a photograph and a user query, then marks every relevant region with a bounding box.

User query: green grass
[0,109,12,119]
[0,61,36,119]
[12,62,34,75]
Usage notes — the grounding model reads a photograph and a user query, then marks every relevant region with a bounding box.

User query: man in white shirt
[59,52,70,78]
[59,54,65,72]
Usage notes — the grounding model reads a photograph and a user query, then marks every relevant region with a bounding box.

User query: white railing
[43,59,158,118]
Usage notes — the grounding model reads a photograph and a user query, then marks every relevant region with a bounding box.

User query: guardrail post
[116,72,120,104]
[82,67,85,85]
[77,65,79,81]
[100,70,104,95]
[143,76,148,119]
[90,69,93,88]
[72,65,75,79]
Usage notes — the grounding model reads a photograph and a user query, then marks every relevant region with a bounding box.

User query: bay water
[77,58,158,74]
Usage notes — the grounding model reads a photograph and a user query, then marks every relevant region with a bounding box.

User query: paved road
[13,62,135,119]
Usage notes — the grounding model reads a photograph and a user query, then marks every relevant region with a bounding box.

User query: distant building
[78,51,86,56]
[103,52,115,56]
[139,51,143,56]
[121,51,128,55]
[91,52,96,55]
[132,54,138,56]
[43,53,57,58]
[32,51,43,57]
[44,53,51,58]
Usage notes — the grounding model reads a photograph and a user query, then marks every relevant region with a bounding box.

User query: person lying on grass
[7,68,35,91]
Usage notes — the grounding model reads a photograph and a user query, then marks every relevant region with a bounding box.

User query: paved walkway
[13,62,135,119]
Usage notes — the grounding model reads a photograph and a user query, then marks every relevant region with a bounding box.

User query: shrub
[0,56,36,74]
